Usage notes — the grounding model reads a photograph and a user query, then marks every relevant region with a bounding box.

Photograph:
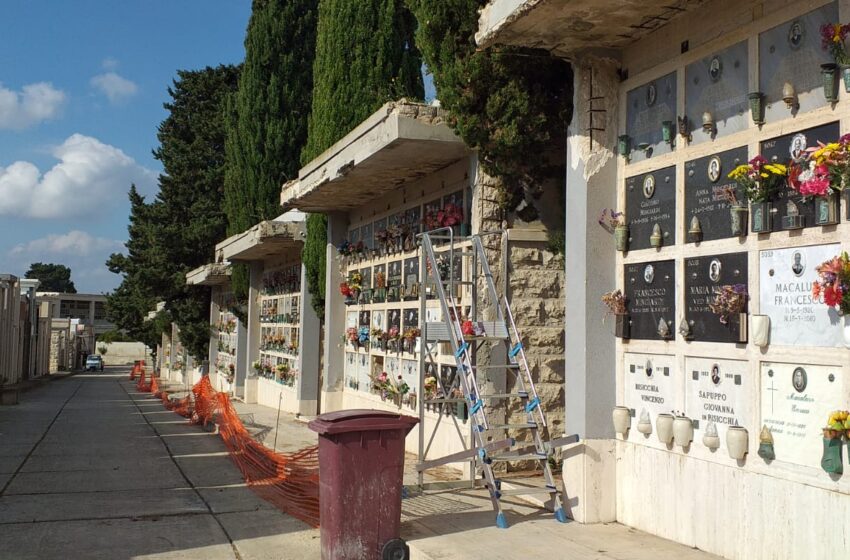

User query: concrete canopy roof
[185,263,231,287]
[215,220,304,263]
[280,101,469,213]
[476,0,699,57]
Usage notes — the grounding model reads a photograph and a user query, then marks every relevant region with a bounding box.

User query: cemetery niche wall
[610,3,850,548]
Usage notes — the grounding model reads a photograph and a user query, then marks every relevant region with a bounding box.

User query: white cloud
[10,230,122,258]
[7,230,123,294]
[0,82,66,129]
[90,72,138,104]
[101,57,119,71]
[0,133,156,219]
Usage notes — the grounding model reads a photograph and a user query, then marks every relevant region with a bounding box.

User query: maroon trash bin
[309,409,419,560]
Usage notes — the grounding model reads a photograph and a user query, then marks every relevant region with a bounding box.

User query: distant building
[37,293,114,370]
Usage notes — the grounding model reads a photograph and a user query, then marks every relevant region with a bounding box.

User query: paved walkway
[0,369,318,560]
[0,371,722,559]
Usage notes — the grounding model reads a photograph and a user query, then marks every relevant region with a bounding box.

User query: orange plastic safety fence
[183,376,320,527]
[136,370,151,393]
[129,367,137,381]
[150,375,161,398]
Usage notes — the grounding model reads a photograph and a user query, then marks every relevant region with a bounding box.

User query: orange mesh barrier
[136,370,151,393]
[150,375,161,398]
[129,365,137,381]
[152,375,320,527]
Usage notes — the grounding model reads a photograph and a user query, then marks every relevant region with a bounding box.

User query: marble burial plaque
[761,361,846,468]
[685,41,749,144]
[357,353,370,390]
[387,309,401,331]
[625,166,676,251]
[403,309,419,330]
[685,147,748,242]
[760,122,840,231]
[358,310,370,327]
[402,359,419,395]
[759,3,837,121]
[361,222,373,250]
[625,260,675,340]
[625,72,677,163]
[371,310,385,331]
[759,244,844,347]
[624,353,678,434]
[685,357,750,443]
[684,252,748,342]
[346,311,357,329]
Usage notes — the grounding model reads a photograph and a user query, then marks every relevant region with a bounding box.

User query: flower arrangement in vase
[598,209,628,252]
[424,203,464,233]
[820,23,850,95]
[601,289,630,338]
[812,252,850,346]
[792,136,850,224]
[709,284,748,342]
[721,186,748,237]
[728,156,787,233]
[345,327,359,349]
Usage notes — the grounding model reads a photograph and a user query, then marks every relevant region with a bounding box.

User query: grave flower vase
[612,406,631,436]
[656,414,674,444]
[726,426,749,460]
[736,312,748,344]
[730,205,748,236]
[814,193,838,225]
[750,202,771,233]
[822,63,838,103]
[843,66,850,93]
[820,436,843,475]
[843,316,850,348]
[614,314,630,339]
[673,416,693,448]
[751,315,770,348]
[614,225,629,252]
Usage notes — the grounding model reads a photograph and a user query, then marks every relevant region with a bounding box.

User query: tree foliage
[25,263,76,293]
[224,0,318,300]
[406,0,573,219]
[301,0,424,317]
[108,66,240,359]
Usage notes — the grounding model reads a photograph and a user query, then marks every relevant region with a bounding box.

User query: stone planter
[730,205,748,236]
[673,416,694,448]
[656,413,674,444]
[814,192,839,226]
[726,426,749,460]
[751,315,770,348]
[614,224,629,252]
[750,202,771,233]
[612,406,631,436]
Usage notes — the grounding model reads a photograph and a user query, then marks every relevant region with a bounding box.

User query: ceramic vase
[751,315,770,348]
[614,225,629,252]
[673,416,694,448]
[656,413,674,444]
[726,426,749,460]
[612,406,631,436]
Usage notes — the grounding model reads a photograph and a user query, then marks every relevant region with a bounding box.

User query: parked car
[85,355,104,372]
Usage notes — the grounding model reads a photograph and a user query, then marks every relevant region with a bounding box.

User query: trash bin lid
[308,409,419,435]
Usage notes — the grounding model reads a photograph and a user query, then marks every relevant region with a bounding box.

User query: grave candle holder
[781,82,798,111]
[677,115,691,143]
[821,63,838,104]
[747,91,764,125]
[637,410,652,435]
[649,223,663,248]
[687,215,702,242]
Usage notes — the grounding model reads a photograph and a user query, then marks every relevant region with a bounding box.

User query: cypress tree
[301,0,424,317]
[224,0,318,299]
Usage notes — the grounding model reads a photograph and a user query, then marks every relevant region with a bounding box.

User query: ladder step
[487,423,537,430]
[471,363,520,370]
[496,486,558,497]
[478,392,528,399]
[490,453,547,462]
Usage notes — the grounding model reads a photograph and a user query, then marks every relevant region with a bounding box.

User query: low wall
[96,342,147,365]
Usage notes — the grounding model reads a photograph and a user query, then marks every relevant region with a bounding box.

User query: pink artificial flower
[798,164,831,197]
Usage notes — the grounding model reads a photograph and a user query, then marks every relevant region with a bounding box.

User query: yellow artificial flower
[727,165,749,179]
[764,163,787,176]
[760,172,768,178]
[834,24,843,43]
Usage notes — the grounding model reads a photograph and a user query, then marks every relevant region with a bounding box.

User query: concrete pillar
[561,52,619,523]
[208,288,220,375]
[321,212,349,411]
[243,261,264,403]
[297,262,320,415]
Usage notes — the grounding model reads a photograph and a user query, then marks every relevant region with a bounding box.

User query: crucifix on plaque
[766,369,779,414]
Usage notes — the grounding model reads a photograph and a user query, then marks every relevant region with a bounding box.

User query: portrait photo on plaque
[625,166,676,251]
[685,252,748,343]
[760,243,844,347]
[759,3,838,120]
[624,260,676,340]
[685,147,748,242]
[684,41,749,143]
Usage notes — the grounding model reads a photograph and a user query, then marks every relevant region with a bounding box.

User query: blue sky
[0,1,436,294]
[0,1,252,293]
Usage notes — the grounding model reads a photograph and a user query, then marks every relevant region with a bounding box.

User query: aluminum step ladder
[415,228,579,528]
